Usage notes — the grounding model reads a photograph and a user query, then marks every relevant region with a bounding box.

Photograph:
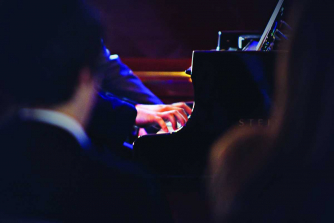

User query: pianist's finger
[160,110,187,130]
[153,116,169,133]
[163,107,188,123]
[171,102,192,115]
[159,106,188,121]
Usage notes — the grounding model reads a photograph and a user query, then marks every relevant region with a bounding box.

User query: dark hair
[209,0,334,221]
[0,0,103,107]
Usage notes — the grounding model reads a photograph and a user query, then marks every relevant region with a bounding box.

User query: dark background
[89,0,279,58]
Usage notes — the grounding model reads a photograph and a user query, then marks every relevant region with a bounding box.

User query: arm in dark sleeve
[87,92,137,151]
[99,45,163,105]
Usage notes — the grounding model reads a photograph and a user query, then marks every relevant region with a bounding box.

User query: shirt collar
[19,108,90,148]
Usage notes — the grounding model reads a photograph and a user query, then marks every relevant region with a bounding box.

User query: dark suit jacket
[0,117,171,222]
[99,45,163,105]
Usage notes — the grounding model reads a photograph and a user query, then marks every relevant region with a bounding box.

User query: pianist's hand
[136,103,192,115]
[135,103,192,132]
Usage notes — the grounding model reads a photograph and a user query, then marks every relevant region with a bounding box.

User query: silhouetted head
[209,0,334,221]
[0,0,103,108]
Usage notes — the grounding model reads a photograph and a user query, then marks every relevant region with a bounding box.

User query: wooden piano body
[133,51,281,176]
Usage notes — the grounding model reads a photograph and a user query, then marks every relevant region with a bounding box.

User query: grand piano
[133,0,289,176]
[134,51,279,175]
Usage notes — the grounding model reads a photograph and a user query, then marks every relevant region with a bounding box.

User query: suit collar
[19,108,91,148]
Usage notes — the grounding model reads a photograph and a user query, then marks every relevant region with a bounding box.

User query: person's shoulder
[210,126,271,171]
[209,126,273,211]
[0,116,81,153]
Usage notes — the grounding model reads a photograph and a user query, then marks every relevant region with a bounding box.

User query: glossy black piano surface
[134,51,284,176]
